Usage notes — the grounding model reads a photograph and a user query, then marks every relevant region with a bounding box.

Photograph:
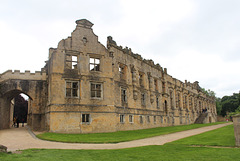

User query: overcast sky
[0,0,240,98]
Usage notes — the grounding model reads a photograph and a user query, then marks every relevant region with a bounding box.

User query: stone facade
[0,19,217,133]
[233,114,240,146]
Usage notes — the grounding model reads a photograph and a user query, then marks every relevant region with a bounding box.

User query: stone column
[233,114,240,146]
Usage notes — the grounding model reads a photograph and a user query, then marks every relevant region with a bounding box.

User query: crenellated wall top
[0,69,47,82]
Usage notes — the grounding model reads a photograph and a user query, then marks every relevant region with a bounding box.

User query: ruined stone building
[0,19,217,133]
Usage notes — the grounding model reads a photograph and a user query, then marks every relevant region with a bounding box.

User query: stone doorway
[209,117,212,123]
[0,89,31,129]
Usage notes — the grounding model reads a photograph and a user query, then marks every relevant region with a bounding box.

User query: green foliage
[201,88,216,97]
[216,97,222,115]
[0,125,238,161]
[220,93,240,116]
[37,122,223,143]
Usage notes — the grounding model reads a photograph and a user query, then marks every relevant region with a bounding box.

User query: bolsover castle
[0,19,217,133]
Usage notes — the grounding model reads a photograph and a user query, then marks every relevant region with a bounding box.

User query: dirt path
[0,123,232,152]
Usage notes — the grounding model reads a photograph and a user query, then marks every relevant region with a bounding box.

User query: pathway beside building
[0,123,232,152]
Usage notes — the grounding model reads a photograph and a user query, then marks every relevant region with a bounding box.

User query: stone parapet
[0,70,46,82]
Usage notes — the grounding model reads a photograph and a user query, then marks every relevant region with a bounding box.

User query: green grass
[168,124,235,147]
[1,123,239,161]
[37,122,224,143]
[1,144,239,161]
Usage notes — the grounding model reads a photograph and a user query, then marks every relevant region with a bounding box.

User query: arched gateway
[0,19,217,133]
[0,70,47,130]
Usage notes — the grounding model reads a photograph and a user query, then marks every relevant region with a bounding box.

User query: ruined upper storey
[50,19,212,100]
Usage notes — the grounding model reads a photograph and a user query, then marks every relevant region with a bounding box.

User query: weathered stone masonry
[0,19,217,133]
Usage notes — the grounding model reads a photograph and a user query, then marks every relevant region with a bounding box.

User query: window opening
[66,55,78,69]
[66,81,79,97]
[121,88,127,105]
[140,115,143,124]
[141,93,146,106]
[90,57,100,71]
[156,96,159,109]
[91,83,102,98]
[147,116,150,123]
[82,114,90,123]
[129,115,133,123]
[120,114,125,123]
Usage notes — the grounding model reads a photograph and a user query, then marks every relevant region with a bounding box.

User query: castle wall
[45,19,217,133]
[0,19,217,133]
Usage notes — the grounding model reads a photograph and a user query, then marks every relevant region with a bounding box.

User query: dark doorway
[12,94,28,128]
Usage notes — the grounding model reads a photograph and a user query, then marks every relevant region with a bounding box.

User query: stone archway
[0,89,32,129]
[0,79,47,131]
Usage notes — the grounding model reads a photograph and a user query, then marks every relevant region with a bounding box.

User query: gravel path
[0,123,232,152]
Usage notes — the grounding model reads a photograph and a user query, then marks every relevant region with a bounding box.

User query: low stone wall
[0,144,7,153]
[232,114,240,146]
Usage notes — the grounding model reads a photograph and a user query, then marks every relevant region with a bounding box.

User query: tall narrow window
[170,91,173,108]
[141,93,146,106]
[154,79,158,91]
[156,96,159,109]
[90,57,100,71]
[129,115,133,123]
[147,116,150,123]
[82,114,90,123]
[120,114,125,123]
[154,116,156,123]
[121,88,127,105]
[66,55,78,69]
[91,83,102,98]
[119,65,125,80]
[66,81,79,97]
[140,115,143,124]
[139,73,144,87]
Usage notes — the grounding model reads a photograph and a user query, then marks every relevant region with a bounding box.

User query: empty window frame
[82,114,90,123]
[119,65,125,80]
[91,83,102,98]
[66,81,79,97]
[121,88,127,105]
[66,54,78,69]
[156,96,159,109]
[154,116,156,123]
[129,115,133,123]
[154,79,158,91]
[120,114,125,123]
[139,115,143,124]
[90,57,100,71]
[147,116,150,123]
[139,73,144,87]
[141,93,146,106]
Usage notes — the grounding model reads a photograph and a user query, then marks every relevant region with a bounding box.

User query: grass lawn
[37,122,224,143]
[0,144,239,161]
[168,124,236,147]
[1,124,239,161]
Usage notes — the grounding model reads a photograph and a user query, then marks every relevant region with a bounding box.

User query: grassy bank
[37,122,224,143]
[1,124,238,161]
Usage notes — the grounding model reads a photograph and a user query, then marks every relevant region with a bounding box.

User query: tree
[220,93,240,116]
[216,97,222,115]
